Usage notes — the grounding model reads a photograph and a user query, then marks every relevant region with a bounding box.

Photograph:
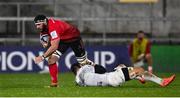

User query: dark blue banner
[0,45,131,73]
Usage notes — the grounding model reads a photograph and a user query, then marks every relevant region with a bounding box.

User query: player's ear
[44,18,48,25]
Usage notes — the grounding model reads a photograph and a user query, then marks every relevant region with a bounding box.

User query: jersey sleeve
[48,19,61,41]
[145,41,151,54]
[49,30,60,40]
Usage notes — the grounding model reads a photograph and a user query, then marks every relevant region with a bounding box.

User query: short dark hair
[71,63,81,75]
[34,15,47,24]
[137,30,144,34]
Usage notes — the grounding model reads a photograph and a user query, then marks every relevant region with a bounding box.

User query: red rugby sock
[48,63,58,84]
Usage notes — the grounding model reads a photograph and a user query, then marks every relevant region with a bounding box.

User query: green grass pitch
[0,72,179,97]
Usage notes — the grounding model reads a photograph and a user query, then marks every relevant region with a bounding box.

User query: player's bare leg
[115,65,145,83]
[145,53,153,73]
[140,71,175,87]
[128,67,145,79]
[128,67,175,87]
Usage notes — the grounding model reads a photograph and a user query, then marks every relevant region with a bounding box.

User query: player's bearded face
[35,23,46,32]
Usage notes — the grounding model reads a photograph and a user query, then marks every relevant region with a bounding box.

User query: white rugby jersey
[75,65,126,87]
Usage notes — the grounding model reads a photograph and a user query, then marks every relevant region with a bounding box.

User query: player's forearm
[43,45,58,58]
[43,39,60,58]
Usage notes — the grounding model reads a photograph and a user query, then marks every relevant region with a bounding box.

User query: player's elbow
[145,53,152,59]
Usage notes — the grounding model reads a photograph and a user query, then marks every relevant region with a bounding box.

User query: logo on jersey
[50,31,58,39]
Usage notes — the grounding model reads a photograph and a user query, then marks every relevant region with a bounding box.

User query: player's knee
[48,56,58,64]
[133,67,145,75]
[48,59,56,64]
[145,54,152,60]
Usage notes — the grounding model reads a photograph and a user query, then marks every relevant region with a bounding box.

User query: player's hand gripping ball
[40,34,49,48]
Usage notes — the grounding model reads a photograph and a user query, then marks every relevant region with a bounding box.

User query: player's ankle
[51,82,58,86]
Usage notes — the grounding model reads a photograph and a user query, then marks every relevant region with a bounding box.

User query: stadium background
[0,0,180,97]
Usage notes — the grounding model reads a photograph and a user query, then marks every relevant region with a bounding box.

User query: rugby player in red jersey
[33,15,92,87]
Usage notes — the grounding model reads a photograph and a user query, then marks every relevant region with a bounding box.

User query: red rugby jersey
[43,18,80,41]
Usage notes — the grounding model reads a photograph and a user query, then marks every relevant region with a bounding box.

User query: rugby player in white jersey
[71,63,175,87]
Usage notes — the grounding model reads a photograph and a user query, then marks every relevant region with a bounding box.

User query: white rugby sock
[143,71,162,85]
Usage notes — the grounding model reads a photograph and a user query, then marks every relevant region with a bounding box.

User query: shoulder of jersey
[48,18,58,24]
